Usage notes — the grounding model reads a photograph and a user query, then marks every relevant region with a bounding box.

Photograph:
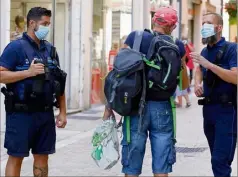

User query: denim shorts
[4,111,56,157]
[121,101,176,175]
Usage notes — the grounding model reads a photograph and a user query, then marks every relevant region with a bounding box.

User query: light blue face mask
[35,25,49,40]
[201,23,216,38]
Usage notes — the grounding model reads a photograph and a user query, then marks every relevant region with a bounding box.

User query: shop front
[91,0,112,105]
[187,0,195,43]
[111,0,132,49]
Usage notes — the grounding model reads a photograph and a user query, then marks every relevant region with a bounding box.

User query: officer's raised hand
[190,52,212,69]
[27,59,45,77]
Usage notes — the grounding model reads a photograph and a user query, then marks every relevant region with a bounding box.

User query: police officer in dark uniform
[0,7,67,177]
[191,13,237,177]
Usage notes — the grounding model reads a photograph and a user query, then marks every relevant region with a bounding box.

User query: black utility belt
[198,95,235,106]
[6,103,53,113]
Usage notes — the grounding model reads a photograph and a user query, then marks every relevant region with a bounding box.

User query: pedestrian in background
[174,51,191,108]
[183,39,195,86]
[10,15,26,41]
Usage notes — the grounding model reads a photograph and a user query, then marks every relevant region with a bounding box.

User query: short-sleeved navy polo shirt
[200,37,237,97]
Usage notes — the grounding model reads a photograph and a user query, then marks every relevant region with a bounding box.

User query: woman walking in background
[175,46,191,108]
[183,39,195,86]
[10,15,26,41]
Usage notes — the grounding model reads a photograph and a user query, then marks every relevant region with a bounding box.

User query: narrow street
[0,0,237,176]
[1,92,237,176]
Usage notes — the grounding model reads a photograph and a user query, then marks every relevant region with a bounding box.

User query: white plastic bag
[91,116,120,170]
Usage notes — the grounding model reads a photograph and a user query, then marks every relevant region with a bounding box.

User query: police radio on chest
[33,58,43,64]
[31,58,45,98]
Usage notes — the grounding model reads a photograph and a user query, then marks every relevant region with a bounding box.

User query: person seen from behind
[103,6,186,177]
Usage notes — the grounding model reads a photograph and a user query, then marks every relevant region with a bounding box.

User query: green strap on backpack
[125,116,130,144]
[170,97,176,139]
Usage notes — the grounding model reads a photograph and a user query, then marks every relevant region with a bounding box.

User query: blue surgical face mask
[201,23,216,38]
[34,25,49,40]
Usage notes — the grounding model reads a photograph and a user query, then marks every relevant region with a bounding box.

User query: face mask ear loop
[33,22,38,32]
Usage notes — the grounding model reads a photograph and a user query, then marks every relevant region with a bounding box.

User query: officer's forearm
[58,93,66,115]
[208,65,237,85]
[0,70,31,84]
[195,66,203,86]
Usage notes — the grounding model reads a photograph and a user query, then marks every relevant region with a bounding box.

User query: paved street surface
[1,93,237,176]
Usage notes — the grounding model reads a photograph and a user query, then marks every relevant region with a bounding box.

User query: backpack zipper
[163,63,171,84]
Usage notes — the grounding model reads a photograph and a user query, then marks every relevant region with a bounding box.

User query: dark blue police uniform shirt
[200,37,237,97]
[124,30,186,101]
[0,32,59,71]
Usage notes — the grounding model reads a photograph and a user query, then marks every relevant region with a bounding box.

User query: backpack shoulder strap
[144,28,154,35]
[133,31,143,52]
[146,35,162,59]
